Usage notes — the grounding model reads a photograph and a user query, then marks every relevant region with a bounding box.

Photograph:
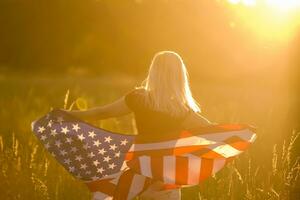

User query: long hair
[140,50,201,117]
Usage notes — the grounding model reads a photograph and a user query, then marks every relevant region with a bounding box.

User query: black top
[124,88,190,142]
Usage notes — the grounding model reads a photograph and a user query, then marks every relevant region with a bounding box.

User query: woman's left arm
[64,96,132,121]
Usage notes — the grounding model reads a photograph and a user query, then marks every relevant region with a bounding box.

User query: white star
[75,155,83,162]
[109,144,117,151]
[69,166,75,172]
[64,158,71,165]
[93,160,100,166]
[98,148,107,155]
[66,137,73,144]
[71,147,77,152]
[72,124,80,132]
[61,126,69,134]
[60,150,67,156]
[45,142,50,149]
[78,134,85,141]
[114,151,120,158]
[97,167,105,174]
[40,135,47,141]
[88,152,95,158]
[93,140,101,147]
[120,139,128,146]
[104,136,112,143]
[88,131,96,138]
[103,156,111,162]
[80,164,87,170]
[108,163,116,169]
[50,129,58,137]
[47,120,53,127]
[38,126,45,133]
[86,170,91,175]
[55,140,62,148]
[83,144,90,150]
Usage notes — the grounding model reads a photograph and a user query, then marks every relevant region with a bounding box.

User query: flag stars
[98,148,107,155]
[66,137,73,144]
[47,120,53,127]
[75,155,83,162]
[78,134,85,141]
[120,139,128,146]
[97,167,105,174]
[104,136,112,143]
[55,140,62,148]
[88,152,95,158]
[70,147,77,152]
[103,156,111,163]
[93,160,100,166]
[80,164,87,170]
[83,144,90,150]
[45,142,50,149]
[72,124,80,132]
[69,166,75,172]
[108,163,116,170]
[93,140,101,147]
[114,151,120,158]
[50,129,58,137]
[109,144,117,151]
[61,126,70,134]
[38,126,46,133]
[64,158,71,165]
[88,131,96,138]
[40,135,47,141]
[60,150,67,156]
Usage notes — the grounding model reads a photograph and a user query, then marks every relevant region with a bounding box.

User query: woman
[67,50,212,199]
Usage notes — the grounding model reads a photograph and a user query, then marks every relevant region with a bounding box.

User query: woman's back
[125,88,211,142]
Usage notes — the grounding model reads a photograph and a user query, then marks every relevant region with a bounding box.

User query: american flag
[31,109,257,200]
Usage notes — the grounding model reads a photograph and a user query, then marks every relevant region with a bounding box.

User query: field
[0,73,299,200]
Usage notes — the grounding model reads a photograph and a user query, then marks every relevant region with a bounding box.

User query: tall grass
[0,74,299,199]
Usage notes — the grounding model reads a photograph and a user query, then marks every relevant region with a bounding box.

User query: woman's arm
[65,96,132,121]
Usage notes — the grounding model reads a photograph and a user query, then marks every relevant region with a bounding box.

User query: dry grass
[0,74,299,199]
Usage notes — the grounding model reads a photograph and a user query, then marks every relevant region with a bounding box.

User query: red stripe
[175,156,189,185]
[113,170,135,200]
[151,156,164,181]
[199,158,214,182]
[85,179,115,196]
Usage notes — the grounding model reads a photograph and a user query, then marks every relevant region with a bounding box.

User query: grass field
[0,73,299,199]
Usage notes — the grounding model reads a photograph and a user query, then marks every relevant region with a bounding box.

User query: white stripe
[139,156,152,178]
[199,129,256,143]
[129,136,215,152]
[212,158,226,174]
[92,192,112,200]
[186,154,202,185]
[163,156,176,184]
[209,143,242,158]
[127,174,146,200]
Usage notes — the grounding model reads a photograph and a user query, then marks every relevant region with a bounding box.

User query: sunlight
[226,0,300,43]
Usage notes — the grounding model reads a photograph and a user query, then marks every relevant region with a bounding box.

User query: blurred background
[0,0,299,199]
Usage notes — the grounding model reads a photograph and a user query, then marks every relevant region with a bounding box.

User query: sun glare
[226,0,300,43]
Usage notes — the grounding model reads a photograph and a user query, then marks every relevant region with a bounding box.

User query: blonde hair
[140,50,201,117]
